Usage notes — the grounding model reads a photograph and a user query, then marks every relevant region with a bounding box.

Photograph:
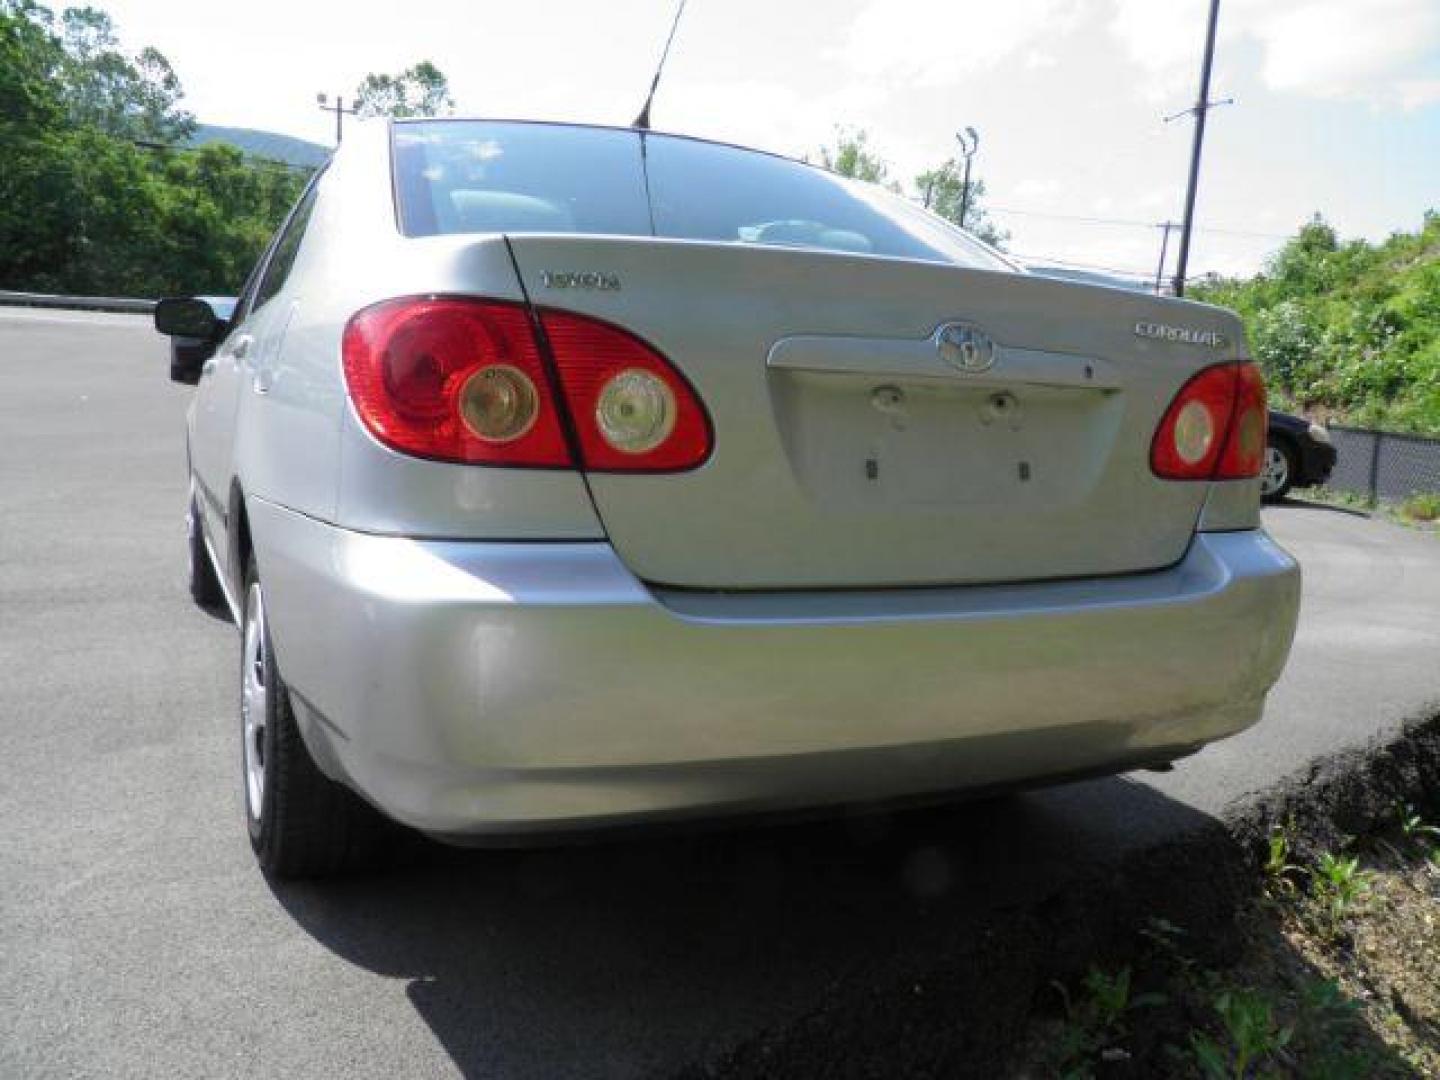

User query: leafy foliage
[816,127,896,187]
[1193,213,1440,435]
[354,60,454,119]
[0,0,307,296]
[815,127,1007,249]
[914,161,1007,247]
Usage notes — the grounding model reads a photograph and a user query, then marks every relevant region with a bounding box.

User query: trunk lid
[509,236,1240,590]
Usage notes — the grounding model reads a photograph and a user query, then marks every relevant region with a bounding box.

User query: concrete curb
[674,709,1440,1079]
[0,289,155,314]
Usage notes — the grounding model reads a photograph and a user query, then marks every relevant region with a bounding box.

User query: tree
[0,0,304,296]
[354,61,454,119]
[817,127,895,187]
[815,127,1008,248]
[56,5,194,142]
[914,159,1007,248]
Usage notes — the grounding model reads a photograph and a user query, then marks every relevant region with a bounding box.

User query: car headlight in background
[1307,422,1332,445]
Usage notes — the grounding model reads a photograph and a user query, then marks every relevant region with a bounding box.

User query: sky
[100,0,1440,283]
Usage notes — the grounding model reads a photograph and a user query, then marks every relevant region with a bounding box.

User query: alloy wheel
[241,582,267,822]
[1261,444,1290,497]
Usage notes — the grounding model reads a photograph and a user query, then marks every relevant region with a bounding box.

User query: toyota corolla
[155,118,1301,878]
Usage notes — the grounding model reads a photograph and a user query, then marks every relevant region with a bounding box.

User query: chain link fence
[1324,425,1440,503]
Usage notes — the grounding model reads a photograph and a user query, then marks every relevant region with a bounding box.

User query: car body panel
[248,496,1299,835]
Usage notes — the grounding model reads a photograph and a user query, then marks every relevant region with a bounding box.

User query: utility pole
[1154,220,1175,295]
[955,127,979,231]
[316,92,358,146]
[1171,0,1225,297]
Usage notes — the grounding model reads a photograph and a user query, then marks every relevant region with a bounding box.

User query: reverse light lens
[1172,399,1216,465]
[459,365,539,443]
[595,369,677,453]
[1308,421,1332,445]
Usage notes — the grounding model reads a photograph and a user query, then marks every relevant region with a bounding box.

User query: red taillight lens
[341,298,570,466]
[1150,362,1267,481]
[540,310,712,472]
[341,297,712,472]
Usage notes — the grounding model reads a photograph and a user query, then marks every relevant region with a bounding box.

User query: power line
[986,204,1287,241]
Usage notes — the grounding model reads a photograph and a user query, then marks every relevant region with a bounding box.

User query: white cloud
[1249,0,1440,106]
[841,0,1083,85]
[1014,177,1062,201]
[1111,0,1440,108]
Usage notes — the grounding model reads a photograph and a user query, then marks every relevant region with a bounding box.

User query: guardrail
[0,289,155,314]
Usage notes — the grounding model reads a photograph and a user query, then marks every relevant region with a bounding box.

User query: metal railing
[0,289,155,314]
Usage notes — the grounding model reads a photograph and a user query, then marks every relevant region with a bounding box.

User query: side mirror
[155,296,224,339]
[155,297,234,385]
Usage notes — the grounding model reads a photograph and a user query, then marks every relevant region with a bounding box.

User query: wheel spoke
[241,583,267,821]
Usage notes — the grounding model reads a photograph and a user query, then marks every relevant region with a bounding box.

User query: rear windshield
[392,120,1014,272]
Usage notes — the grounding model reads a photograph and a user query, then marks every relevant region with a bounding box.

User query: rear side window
[392,120,1012,272]
[253,181,320,313]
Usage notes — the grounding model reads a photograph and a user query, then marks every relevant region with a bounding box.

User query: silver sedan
[155,118,1300,878]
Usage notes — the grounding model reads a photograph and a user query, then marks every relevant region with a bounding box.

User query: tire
[240,561,394,879]
[187,491,227,610]
[1260,438,1296,502]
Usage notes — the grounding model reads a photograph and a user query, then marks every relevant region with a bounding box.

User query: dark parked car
[1264,410,1337,500]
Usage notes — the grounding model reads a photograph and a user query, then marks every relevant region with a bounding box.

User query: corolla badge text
[1134,321,1229,349]
[540,270,622,292]
[934,322,996,373]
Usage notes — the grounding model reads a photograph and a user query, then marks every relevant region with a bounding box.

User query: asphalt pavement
[2,308,1438,1079]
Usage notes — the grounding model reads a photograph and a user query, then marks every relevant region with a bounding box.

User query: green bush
[1195,213,1440,437]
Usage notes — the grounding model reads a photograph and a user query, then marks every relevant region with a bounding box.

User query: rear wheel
[241,562,394,879]
[1260,439,1295,501]
[187,491,226,610]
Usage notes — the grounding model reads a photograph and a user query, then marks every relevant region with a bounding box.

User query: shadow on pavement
[264,777,1310,1078]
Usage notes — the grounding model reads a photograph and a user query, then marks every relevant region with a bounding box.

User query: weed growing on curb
[1189,987,1292,1078]
[1307,852,1374,940]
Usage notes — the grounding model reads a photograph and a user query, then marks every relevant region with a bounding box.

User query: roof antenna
[632,0,689,130]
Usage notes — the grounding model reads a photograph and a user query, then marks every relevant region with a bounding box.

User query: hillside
[1195,213,1440,436]
[190,124,329,168]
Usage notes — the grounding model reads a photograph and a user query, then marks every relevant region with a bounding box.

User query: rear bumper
[250,498,1301,837]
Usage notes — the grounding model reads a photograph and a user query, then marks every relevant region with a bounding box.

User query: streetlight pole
[316,93,357,146]
[955,127,979,231]
[1172,0,1222,297]
[1154,220,1175,295]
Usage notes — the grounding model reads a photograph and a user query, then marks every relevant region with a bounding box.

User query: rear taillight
[539,310,711,472]
[341,297,711,471]
[1150,362,1267,481]
[342,297,569,466]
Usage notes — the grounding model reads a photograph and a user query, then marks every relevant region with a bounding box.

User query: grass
[1400,492,1440,523]
[1290,487,1440,532]
[1016,806,1440,1077]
